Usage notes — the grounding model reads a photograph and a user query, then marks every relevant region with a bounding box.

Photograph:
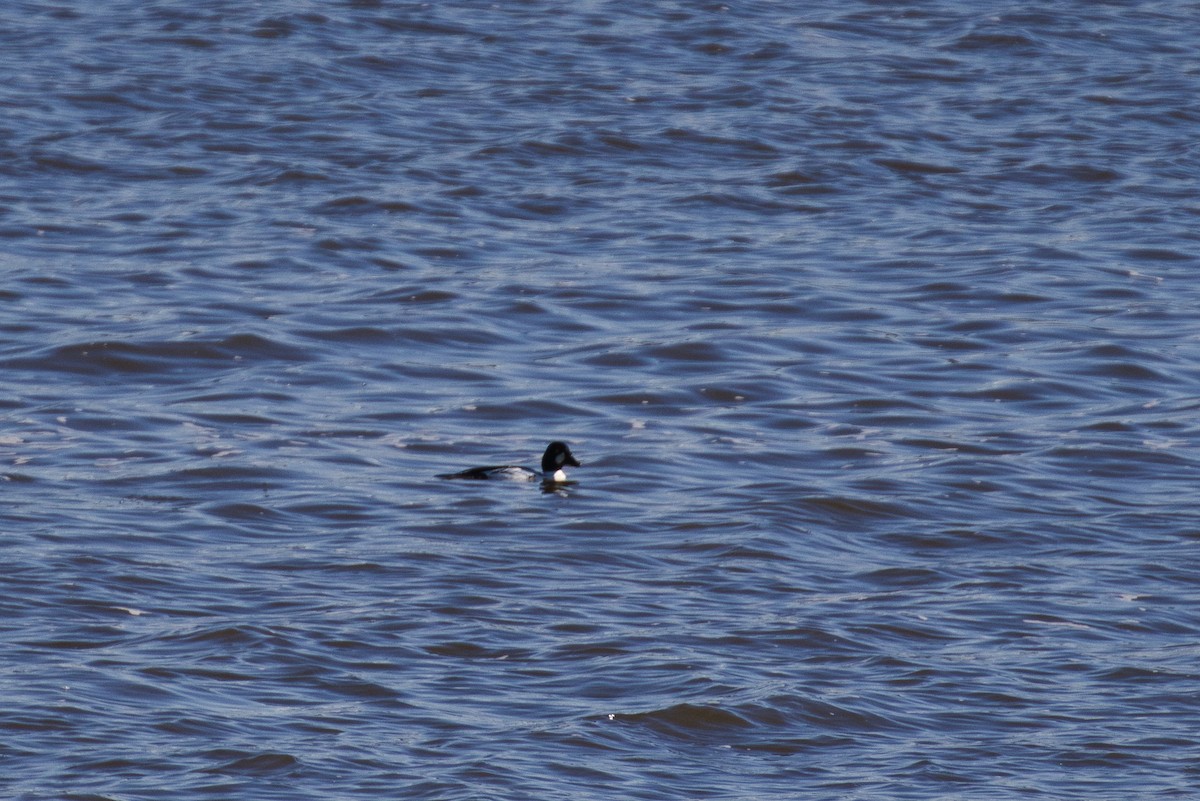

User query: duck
[438,441,581,482]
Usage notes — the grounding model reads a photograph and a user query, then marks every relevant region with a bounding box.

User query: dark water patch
[1124,247,1194,262]
[314,195,420,216]
[897,437,1021,456]
[142,665,257,685]
[613,702,754,736]
[1001,163,1125,187]
[949,378,1104,404]
[30,151,112,174]
[797,495,924,526]
[283,502,380,523]
[611,694,902,746]
[163,624,283,650]
[4,335,309,378]
[20,628,133,651]
[945,30,1040,54]
[189,412,282,426]
[874,158,963,176]
[994,290,1053,304]
[297,325,397,345]
[314,235,385,253]
[882,527,1010,551]
[424,641,517,660]
[1075,360,1178,383]
[1041,444,1194,479]
[101,464,295,495]
[857,566,947,588]
[642,340,727,364]
[910,334,991,352]
[200,750,299,776]
[174,390,296,405]
[205,502,292,524]
[370,287,459,304]
[673,190,828,215]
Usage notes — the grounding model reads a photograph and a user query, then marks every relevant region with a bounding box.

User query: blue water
[3,2,1200,799]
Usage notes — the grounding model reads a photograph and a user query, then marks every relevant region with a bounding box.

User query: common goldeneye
[438,441,581,482]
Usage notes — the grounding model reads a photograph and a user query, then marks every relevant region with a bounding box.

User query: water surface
[3,2,1199,799]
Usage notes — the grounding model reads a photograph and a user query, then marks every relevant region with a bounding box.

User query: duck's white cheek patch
[556,453,566,466]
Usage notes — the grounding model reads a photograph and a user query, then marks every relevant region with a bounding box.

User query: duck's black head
[541,441,580,474]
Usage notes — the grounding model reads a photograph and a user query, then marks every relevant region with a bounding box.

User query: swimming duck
[438,441,581,482]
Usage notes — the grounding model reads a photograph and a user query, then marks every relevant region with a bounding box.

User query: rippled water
[3,2,1200,799]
